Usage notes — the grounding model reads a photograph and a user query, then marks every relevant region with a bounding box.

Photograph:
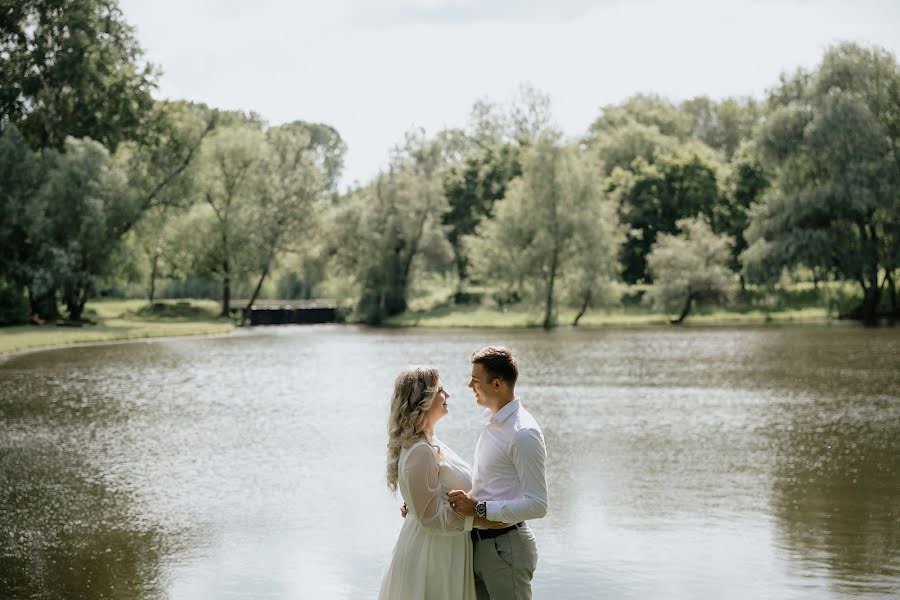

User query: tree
[117,101,217,303]
[442,144,521,288]
[720,142,769,284]
[0,125,43,322]
[465,135,622,329]
[561,192,624,326]
[645,217,735,324]
[241,121,346,323]
[194,123,264,317]
[591,94,692,140]
[613,152,723,283]
[745,43,900,321]
[1,0,158,152]
[28,136,133,322]
[681,96,761,160]
[331,129,451,324]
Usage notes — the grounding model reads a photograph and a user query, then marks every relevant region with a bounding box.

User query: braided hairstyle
[386,366,442,492]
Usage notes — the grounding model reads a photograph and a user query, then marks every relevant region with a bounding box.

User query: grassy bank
[0,283,846,355]
[0,299,233,355]
[385,305,829,328]
[385,278,842,328]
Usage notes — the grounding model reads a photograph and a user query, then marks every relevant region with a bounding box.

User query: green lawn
[0,299,234,355]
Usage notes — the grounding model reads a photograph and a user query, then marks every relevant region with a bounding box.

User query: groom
[448,346,548,600]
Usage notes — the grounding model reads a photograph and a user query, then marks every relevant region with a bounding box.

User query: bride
[378,366,506,600]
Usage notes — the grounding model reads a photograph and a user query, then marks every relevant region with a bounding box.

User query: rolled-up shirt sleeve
[485,428,548,523]
[405,444,474,536]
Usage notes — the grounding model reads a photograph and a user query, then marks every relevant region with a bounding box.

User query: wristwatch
[475,501,487,519]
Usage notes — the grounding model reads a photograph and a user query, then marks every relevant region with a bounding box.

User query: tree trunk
[220,257,231,318]
[859,281,881,323]
[573,289,592,327]
[149,253,159,303]
[543,245,559,330]
[65,286,89,322]
[242,261,271,326]
[671,293,693,325]
[453,240,467,294]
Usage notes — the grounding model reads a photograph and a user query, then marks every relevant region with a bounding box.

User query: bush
[133,302,217,320]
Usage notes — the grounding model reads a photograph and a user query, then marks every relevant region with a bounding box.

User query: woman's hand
[447,490,476,516]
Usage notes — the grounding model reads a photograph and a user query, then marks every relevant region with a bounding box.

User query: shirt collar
[490,398,520,425]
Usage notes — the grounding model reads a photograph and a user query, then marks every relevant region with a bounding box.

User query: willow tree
[330,130,451,324]
[194,123,265,317]
[744,43,900,321]
[645,217,735,324]
[241,122,345,322]
[466,134,622,329]
[28,137,132,322]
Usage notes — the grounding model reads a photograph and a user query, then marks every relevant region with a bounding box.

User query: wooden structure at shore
[232,300,337,326]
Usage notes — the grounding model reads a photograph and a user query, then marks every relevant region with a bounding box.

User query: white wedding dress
[378,438,476,600]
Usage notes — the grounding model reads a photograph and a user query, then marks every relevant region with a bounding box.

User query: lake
[1,325,898,599]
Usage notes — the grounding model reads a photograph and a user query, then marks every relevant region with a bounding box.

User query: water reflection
[770,404,899,596]
[0,445,168,599]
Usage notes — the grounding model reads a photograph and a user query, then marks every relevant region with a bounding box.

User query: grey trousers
[472,523,538,600]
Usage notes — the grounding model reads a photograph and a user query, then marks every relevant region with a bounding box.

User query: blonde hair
[386,366,442,492]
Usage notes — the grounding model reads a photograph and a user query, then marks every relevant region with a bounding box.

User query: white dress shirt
[470,399,548,525]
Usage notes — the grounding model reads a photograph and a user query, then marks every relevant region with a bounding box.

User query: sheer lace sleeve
[404,444,474,536]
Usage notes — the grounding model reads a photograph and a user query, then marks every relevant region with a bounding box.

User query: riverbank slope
[0,300,233,355]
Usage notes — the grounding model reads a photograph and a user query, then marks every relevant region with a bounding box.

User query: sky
[118,0,900,189]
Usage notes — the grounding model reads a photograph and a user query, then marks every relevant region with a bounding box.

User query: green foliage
[744,42,900,320]
[645,217,736,323]
[720,142,769,271]
[442,144,521,282]
[0,125,43,289]
[132,301,217,320]
[29,136,138,321]
[190,123,266,314]
[614,152,723,283]
[591,94,692,140]
[465,135,623,328]
[0,0,158,151]
[681,96,761,159]
[330,129,452,324]
[0,279,29,325]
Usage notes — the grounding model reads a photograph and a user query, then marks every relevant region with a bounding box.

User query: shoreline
[1,309,855,360]
[0,328,240,363]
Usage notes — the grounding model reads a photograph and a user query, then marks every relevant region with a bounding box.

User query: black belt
[471,522,523,541]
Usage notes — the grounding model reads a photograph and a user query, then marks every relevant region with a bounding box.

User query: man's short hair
[471,346,518,387]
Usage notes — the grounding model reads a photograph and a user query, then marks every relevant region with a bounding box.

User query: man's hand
[447,490,477,517]
[400,503,408,518]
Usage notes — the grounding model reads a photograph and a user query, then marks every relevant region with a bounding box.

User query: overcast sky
[118,0,900,189]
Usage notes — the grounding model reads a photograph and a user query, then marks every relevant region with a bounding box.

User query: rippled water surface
[1,325,898,599]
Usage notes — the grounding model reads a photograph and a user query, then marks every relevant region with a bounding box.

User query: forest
[2,0,898,329]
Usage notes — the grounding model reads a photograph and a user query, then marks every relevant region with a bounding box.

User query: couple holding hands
[379,346,548,600]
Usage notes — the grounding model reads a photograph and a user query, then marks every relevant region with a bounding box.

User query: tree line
[1,1,897,328]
